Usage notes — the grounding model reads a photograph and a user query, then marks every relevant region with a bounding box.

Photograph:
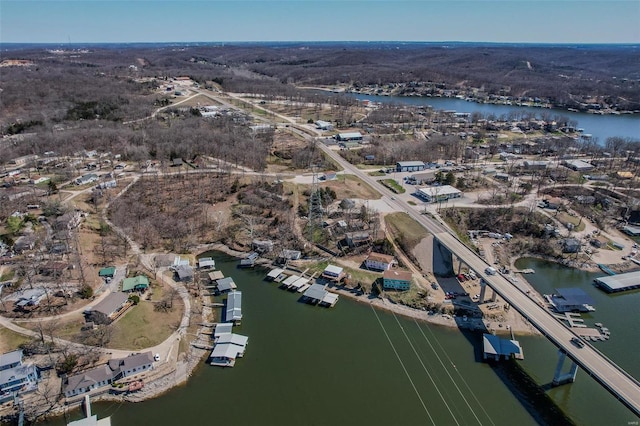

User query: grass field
[109,297,182,350]
[381,179,406,194]
[0,326,30,353]
[385,212,429,253]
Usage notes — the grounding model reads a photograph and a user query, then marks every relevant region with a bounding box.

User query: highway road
[313,136,640,417]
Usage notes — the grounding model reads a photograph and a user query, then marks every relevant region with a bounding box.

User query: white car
[154,353,161,362]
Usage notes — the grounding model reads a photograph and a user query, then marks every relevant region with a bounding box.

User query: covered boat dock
[594,270,640,293]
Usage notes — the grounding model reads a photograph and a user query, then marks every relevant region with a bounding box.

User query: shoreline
[46,245,611,419]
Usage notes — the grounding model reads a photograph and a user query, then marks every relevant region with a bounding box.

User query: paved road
[313,135,640,417]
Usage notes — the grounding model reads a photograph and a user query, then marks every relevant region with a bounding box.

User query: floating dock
[594,270,640,293]
[482,333,524,361]
[301,284,339,307]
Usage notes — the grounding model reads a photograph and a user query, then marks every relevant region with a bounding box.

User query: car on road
[570,337,585,348]
[485,267,497,275]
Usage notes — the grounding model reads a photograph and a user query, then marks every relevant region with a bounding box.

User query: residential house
[364,252,395,271]
[0,350,39,402]
[562,238,582,253]
[63,352,154,398]
[13,235,36,253]
[29,176,50,185]
[122,276,149,292]
[383,269,413,291]
[54,211,82,232]
[84,292,130,325]
[98,266,116,279]
[15,288,47,310]
[107,351,154,379]
[252,239,274,253]
[280,249,302,261]
[322,265,344,282]
[75,173,99,185]
[174,264,194,282]
[345,231,371,247]
[63,365,115,398]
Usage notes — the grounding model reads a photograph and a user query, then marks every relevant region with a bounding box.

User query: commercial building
[563,159,594,172]
[396,161,426,172]
[415,185,462,203]
[335,132,363,142]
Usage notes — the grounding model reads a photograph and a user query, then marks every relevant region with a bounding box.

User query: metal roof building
[482,334,523,361]
[594,271,640,293]
[416,185,462,203]
[548,288,596,312]
[225,291,243,323]
[216,277,237,293]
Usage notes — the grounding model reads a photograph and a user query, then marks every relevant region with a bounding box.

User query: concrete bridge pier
[457,257,463,275]
[478,279,498,303]
[552,350,579,386]
[479,279,487,303]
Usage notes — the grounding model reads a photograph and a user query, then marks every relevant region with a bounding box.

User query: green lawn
[109,298,182,350]
[385,212,429,252]
[0,326,30,353]
[381,179,406,194]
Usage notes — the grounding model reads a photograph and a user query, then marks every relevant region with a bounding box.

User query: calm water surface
[344,93,640,144]
[54,255,638,425]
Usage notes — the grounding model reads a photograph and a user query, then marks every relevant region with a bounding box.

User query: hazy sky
[1,0,639,44]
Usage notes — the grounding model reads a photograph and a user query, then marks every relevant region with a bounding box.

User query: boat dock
[594,270,640,293]
[302,283,339,307]
[482,333,524,361]
[265,267,339,307]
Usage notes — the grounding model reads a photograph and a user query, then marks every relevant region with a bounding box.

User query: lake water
[50,253,640,425]
[344,93,640,144]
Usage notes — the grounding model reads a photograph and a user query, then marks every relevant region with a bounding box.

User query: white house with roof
[364,252,395,271]
[0,350,39,402]
[322,264,344,281]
